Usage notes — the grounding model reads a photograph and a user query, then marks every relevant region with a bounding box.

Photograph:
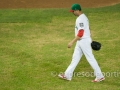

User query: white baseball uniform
[64,13,104,80]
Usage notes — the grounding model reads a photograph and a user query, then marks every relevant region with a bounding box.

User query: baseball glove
[91,41,101,51]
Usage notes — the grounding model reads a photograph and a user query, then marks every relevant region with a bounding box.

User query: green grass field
[0,4,120,90]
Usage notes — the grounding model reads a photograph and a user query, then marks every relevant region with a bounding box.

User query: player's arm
[68,29,84,48]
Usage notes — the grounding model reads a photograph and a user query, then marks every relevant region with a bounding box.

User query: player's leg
[80,38,104,80]
[59,41,83,80]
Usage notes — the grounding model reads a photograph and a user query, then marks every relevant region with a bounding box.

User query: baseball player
[58,3,105,82]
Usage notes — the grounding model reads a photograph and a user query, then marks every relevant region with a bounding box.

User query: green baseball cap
[69,4,81,12]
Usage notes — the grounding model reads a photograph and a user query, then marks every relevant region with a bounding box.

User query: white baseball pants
[64,38,104,80]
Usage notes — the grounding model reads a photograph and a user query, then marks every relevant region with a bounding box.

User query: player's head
[69,4,82,16]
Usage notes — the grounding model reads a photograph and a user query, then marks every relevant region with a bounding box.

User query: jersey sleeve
[76,20,85,30]
[76,19,85,37]
[77,29,84,37]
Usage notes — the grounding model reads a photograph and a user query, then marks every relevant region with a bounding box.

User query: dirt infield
[0,0,120,8]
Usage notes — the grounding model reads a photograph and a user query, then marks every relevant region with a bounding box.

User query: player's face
[73,10,79,16]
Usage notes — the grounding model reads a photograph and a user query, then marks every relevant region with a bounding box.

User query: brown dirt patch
[0,0,120,8]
